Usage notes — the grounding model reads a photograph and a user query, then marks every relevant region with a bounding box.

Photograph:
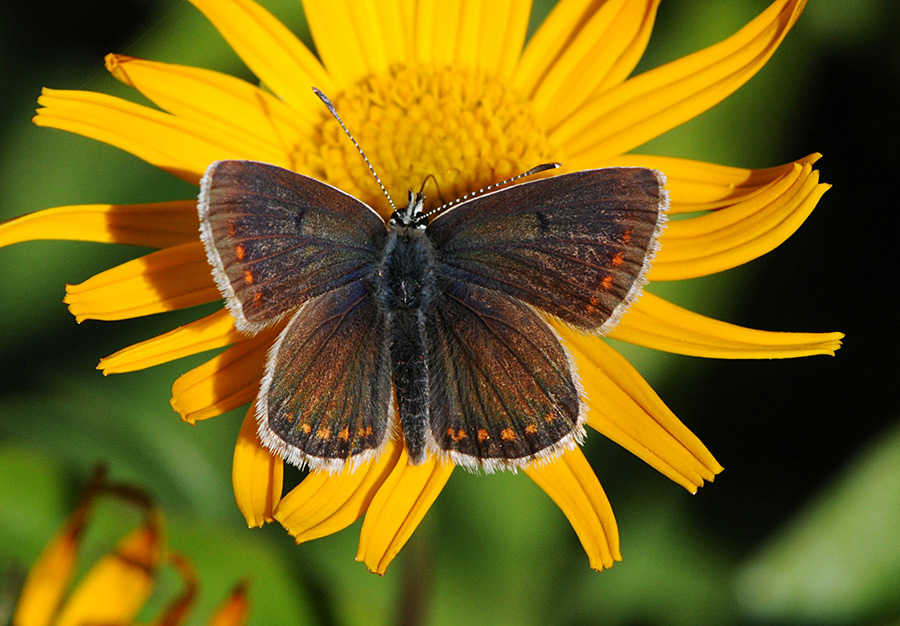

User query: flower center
[307,64,552,218]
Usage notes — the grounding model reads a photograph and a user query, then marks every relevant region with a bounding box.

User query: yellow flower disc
[310,64,553,217]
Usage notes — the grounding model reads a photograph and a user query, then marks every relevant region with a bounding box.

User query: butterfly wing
[258,280,393,472]
[423,278,583,471]
[199,161,391,471]
[198,160,387,333]
[426,168,667,333]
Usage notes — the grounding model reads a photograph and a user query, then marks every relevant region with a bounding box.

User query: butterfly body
[198,161,668,473]
[378,219,438,465]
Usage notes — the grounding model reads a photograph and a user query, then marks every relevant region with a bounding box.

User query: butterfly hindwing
[257,280,393,472]
[426,168,667,333]
[424,278,583,470]
[198,160,387,333]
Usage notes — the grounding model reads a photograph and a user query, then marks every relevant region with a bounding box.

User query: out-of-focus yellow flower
[12,469,250,626]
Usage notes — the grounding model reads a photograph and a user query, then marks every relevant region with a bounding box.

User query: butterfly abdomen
[378,227,439,464]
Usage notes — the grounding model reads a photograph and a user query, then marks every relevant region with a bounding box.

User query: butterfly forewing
[424,278,583,470]
[257,280,393,471]
[199,160,387,333]
[427,168,667,333]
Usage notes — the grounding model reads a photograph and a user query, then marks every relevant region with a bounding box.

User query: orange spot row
[446,427,469,442]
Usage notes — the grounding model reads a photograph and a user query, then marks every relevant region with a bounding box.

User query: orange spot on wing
[447,427,469,442]
[500,428,517,441]
[300,423,312,434]
[243,270,254,285]
[253,292,263,305]
[235,244,245,261]
[601,275,614,290]
[364,426,373,437]
[477,429,490,442]
[621,229,632,243]
[338,427,350,441]
[611,251,625,267]
[525,424,538,435]
[316,427,331,440]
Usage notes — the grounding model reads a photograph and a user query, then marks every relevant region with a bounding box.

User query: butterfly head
[390,189,428,229]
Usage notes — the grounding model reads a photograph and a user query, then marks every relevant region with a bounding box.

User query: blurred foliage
[1,0,898,624]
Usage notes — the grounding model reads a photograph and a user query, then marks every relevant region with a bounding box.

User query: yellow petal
[33,89,248,185]
[518,0,660,128]
[12,500,91,626]
[63,242,218,323]
[99,309,242,375]
[437,0,531,75]
[553,0,807,160]
[105,54,312,170]
[233,406,283,527]
[611,292,844,358]
[524,448,621,571]
[356,450,453,575]
[605,153,822,212]
[275,440,403,543]
[187,0,333,110]
[413,0,526,72]
[303,0,412,86]
[170,331,276,424]
[54,511,164,626]
[472,0,532,79]
[557,324,722,492]
[413,1,462,67]
[206,582,251,626]
[0,200,197,249]
[650,161,829,280]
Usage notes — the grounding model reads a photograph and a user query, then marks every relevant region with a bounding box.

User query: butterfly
[198,156,667,474]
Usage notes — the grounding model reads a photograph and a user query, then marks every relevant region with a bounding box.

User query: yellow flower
[0,0,842,574]
[12,469,250,626]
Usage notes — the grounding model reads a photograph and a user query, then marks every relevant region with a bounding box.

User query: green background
[1,0,898,624]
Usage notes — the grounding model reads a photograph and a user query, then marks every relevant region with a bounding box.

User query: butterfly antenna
[312,87,396,211]
[420,162,562,221]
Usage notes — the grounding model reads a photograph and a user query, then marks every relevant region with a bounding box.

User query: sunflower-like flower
[0,0,841,574]
[11,468,250,626]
